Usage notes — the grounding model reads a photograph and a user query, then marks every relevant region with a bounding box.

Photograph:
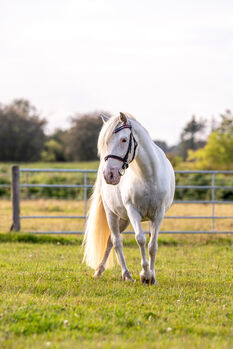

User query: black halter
[104,123,138,176]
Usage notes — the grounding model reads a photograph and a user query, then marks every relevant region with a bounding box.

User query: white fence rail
[7,166,233,234]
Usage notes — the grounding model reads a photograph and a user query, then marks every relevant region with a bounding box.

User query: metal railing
[7,167,233,234]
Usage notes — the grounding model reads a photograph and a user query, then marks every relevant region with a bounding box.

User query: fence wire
[2,168,233,234]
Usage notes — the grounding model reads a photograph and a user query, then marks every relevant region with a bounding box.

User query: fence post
[84,172,87,226]
[11,165,20,232]
[211,173,215,232]
[25,172,30,199]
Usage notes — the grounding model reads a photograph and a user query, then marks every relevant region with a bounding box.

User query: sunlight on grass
[1,199,232,233]
[0,237,232,348]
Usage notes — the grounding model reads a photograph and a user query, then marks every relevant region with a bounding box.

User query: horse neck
[131,122,159,180]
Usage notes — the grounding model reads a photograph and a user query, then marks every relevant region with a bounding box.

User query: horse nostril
[110,171,113,179]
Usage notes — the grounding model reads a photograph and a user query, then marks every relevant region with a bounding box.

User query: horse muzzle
[103,167,121,185]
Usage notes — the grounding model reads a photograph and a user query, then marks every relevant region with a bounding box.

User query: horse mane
[98,113,136,159]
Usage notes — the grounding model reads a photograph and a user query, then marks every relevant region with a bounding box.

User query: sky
[0,0,233,145]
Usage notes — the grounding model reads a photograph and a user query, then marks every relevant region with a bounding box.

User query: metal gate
[9,166,233,234]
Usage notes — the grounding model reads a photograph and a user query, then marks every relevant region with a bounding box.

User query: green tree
[188,110,233,169]
[43,128,67,161]
[0,99,46,161]
[64,111,111,161]
[41,139,64,162]
[175,115,206,160]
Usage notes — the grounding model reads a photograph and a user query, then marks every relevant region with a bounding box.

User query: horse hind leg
[94,236,113,278]
[94,218,131,279]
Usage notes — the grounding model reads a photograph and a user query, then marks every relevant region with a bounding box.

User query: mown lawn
[0,235,232,348]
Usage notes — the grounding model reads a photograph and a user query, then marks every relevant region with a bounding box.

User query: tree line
[0,99,232,169]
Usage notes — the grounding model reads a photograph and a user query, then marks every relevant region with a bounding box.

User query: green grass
[1,162,233,202]
[0,235,232,348]
[2,199,233,233]
[0,161,99,171]
[0,161,99,199]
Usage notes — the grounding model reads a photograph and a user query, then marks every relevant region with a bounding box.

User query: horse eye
[121,138,127,143]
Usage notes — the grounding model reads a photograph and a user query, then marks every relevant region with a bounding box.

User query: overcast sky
[0,0,233,144]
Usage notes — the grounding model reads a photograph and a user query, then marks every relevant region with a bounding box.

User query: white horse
[83,112,175,284]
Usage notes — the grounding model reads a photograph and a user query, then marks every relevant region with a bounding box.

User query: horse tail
[82,170,114,270]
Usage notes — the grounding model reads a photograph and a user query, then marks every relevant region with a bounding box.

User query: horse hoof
[93,270,102,278]
[150,276,158,285]
[140,275,150,284]
[122,271,135,282]
[93,266,105,278]
[140,271,158,285]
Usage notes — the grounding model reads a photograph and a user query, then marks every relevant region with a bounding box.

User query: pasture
[0,162,232,348]
[1,200,233,233]
[0,234,232,348]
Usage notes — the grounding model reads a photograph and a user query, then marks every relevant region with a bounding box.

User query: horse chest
[102,184,128,220]
[124,182,160,220]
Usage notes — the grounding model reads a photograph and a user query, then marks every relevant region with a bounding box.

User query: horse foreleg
[126,205,153,284]
[148,207,165,284]
[105,210,134,281]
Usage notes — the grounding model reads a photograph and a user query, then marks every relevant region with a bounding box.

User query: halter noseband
[104,123,138,176]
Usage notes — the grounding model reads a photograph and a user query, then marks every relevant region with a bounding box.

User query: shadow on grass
[0,233,82,245]
[0,233,232,247]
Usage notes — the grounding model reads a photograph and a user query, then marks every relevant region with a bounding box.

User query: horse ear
[119,112,127,125]
[100,113,110,123]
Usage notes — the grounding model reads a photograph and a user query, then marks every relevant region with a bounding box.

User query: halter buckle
[119,168,125,176]
[119,162,128,176]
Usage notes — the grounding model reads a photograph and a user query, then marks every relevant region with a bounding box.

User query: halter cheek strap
[104,123,138,176]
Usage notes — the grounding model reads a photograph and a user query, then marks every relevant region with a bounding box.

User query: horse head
[100,113,137,185]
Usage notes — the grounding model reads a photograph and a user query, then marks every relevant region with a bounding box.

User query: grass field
[0,161,99,171]
[0,162,99,200]
[0,163,232,347]
[1,199,233,233]
[1,162,233,202]
[0,234,232,348]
